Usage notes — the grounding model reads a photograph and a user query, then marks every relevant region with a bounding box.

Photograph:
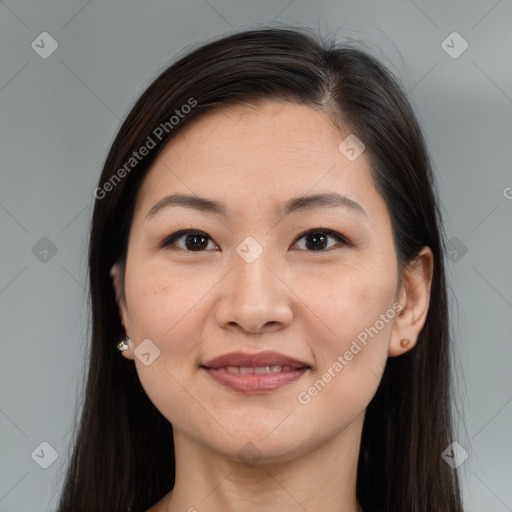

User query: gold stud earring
[400,338,411,349]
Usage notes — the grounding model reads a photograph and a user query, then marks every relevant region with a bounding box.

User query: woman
[56,27,464,512]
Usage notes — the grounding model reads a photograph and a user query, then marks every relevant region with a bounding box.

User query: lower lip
[202,367,309,393]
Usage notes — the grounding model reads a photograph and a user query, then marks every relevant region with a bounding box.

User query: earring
[400,338,411,349]
[117,337,131,352]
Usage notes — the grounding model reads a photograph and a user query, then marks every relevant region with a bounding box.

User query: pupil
[185,233,208,250]
[306,232,327,251]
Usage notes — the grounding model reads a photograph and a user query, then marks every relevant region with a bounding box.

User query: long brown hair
[56,27,464,512]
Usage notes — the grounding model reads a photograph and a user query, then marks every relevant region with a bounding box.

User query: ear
[110,262,132,340]
[389,246,434,357]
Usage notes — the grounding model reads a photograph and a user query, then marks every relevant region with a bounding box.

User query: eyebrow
[145,192,366,220]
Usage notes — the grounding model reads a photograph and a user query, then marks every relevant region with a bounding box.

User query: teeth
[254,365,277,374]
[218,365,297,374]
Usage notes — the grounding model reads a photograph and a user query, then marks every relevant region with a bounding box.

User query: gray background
[1,1,511,511]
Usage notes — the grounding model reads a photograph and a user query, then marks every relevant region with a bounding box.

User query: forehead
[133,101,382,222]
[162,100,345,165]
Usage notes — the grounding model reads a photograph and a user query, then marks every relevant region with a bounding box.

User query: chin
[204,429,313,466]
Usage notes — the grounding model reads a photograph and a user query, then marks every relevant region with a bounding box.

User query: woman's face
[112,101,427,463]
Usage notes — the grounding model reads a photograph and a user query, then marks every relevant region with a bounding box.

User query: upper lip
[202,351,311,370]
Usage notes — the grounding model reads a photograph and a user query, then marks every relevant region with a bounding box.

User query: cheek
[125,261,202,341]
[296,289,393,429]
[302,263,396,389]
[124,264,205,424]
[302,259,395,337]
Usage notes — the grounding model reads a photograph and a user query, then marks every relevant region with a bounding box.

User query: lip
[202,351,310,370]
[201,351,311,394]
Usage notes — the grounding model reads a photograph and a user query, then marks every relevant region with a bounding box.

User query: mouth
[200,351,311,394]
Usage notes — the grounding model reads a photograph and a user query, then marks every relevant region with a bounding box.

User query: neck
[156,412,365,512]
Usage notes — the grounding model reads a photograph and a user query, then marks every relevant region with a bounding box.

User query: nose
[215,247,294,334]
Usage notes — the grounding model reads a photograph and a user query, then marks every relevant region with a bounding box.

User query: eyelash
[160,228,354,252]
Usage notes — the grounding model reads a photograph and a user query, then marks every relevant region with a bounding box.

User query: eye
[161,230,219,251]
[161,228,352,252]
[291,229,352,252]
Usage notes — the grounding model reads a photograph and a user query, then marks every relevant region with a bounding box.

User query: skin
[110,101,433,512]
